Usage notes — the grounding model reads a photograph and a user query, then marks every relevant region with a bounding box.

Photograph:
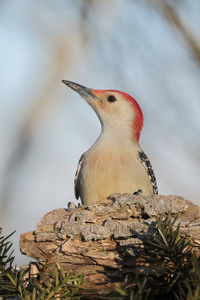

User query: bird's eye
[107,95,117,103]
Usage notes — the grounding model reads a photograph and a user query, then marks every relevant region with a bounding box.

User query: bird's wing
[74,153,85,199]
[138,151,158,194]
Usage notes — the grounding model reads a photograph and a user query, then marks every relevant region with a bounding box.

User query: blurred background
[0,0,200,265]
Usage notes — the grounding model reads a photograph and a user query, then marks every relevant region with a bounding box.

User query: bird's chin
[83,97,97,111]
[84,99,102,121]
[83,95,97,104]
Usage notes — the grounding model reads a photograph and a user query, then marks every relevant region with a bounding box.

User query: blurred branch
[0,34,70,209]
[152,0,200,63]
[0,1,94,210]
[22,36,69,136]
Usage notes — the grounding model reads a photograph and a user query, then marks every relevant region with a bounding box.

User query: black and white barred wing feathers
[138,150,158,195]
[74,153,85,199]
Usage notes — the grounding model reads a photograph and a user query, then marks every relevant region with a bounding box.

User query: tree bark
[20,194,200,289]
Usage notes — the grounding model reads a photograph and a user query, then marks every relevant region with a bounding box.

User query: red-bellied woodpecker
[62,80,158,205]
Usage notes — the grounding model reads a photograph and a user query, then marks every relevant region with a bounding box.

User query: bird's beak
[62,80,98,100]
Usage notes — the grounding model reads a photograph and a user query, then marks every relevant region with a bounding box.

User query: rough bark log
[20,194,200,289]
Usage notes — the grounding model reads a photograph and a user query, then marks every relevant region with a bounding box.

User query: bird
[62,80,158,205]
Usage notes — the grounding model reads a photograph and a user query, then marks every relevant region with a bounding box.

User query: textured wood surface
[20,194,200,288]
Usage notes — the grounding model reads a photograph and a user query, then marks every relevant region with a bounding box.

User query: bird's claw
[133,189,142,196]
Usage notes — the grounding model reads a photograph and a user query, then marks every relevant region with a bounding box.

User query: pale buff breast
[78,146,153,205]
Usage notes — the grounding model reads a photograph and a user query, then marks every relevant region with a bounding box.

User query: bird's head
[62,80,143,141]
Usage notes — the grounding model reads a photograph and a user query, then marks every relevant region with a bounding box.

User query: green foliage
[0,229,16,297]
[146,215,193,293]
[0,230,87,299]
[111,214,200,300]
[0,230,15,273]
[108,278,150,300]
[175,254,200,300]
[1,266,86,299]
